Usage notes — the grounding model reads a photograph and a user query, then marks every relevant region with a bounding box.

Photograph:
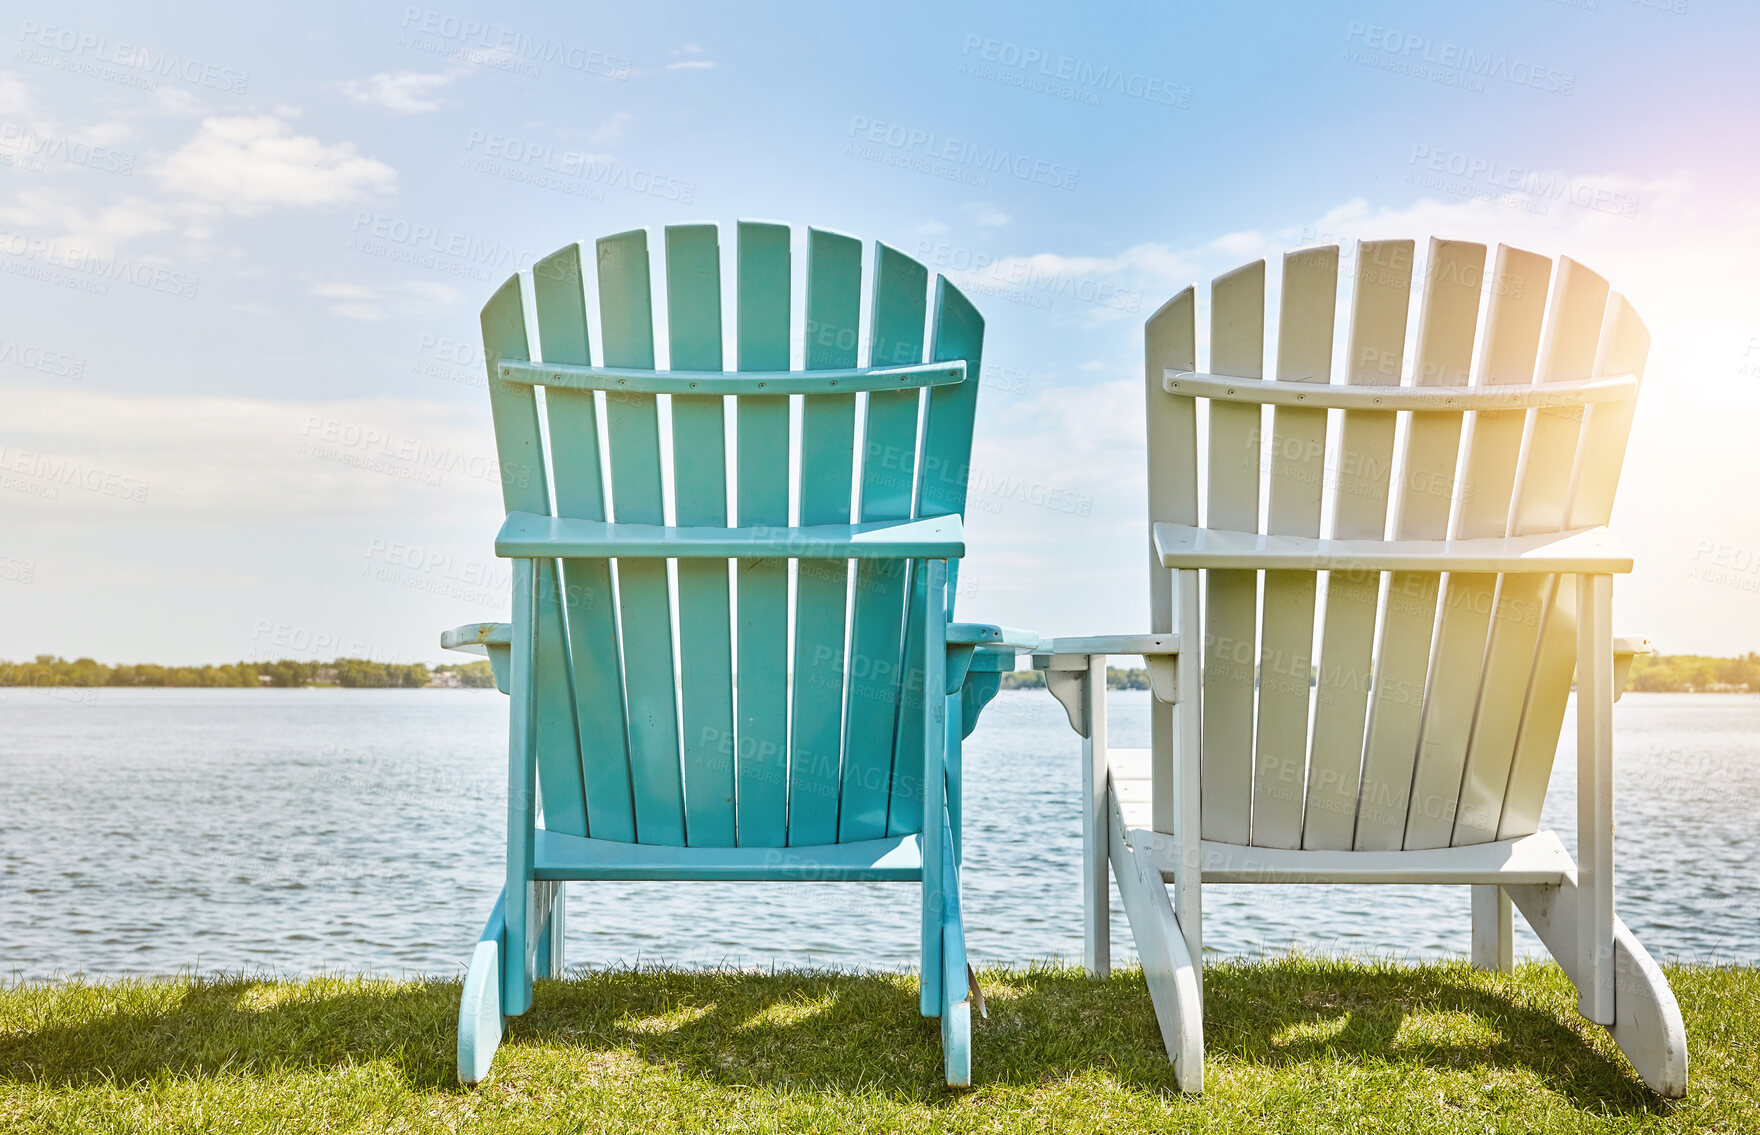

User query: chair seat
[1126,827,1576,886]
[1109,745,1576,886]
[532,828,923,881]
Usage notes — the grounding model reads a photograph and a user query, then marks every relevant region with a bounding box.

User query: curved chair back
[482,222,984,848]
[1143,239,1648,851]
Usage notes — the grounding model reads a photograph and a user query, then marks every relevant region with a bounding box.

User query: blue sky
[4,0,1758,665]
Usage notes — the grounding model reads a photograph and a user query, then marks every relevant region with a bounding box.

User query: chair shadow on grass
[0,960,1671,1114]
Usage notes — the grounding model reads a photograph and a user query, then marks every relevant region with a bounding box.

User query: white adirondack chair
[1033,239,1687,1096]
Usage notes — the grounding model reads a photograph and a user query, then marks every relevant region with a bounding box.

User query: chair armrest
[1153,522,1633,574]
[441,622,512,694]
[1031,633,1179,658]
[1613,635,1650,702]
[944,624,1039,695]
[1029,634,1182,707]
[948,623,1040,652]
[496,511,964,560]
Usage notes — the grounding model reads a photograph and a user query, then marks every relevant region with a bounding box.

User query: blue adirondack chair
[441,221,1037,1087]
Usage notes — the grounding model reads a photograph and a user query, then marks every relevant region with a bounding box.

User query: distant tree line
[1628,653,1759,693]
[0,655,497,689]
[5,653,1752,695]
[1001,667,1150,690]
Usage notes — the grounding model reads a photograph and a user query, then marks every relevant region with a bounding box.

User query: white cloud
[964,202,1011,228]
[1,386,502,521]
[154,115,397,214]
[665,43,716,70]
[588,110,631,144]
[0,70,33,115]
[337,69,467,113]
[0,188,173,254]
[313,280,462,321]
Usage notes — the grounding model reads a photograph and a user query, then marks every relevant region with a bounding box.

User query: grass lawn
[3,958,1756,1132]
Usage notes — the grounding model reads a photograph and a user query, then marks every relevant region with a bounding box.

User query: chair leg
[1082,654,1110,978]
[1507,882,1688,1097]
[1471,885,1513,972]
[532,881,565,980]
[938,815,972,1087]
[458,888,509,1084]
[1109,783,1204,1092]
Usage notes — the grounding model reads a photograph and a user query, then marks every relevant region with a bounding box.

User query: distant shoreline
[4,652,1757,695]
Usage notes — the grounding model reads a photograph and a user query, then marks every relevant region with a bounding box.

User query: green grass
[3,959,1756,1132]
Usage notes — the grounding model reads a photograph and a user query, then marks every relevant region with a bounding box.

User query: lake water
[2,689,1756,982]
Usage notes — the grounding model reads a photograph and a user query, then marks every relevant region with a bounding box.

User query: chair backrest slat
[1354,239,1484,850]
[1144,287,1197,834]
[887,279,985,836]
[789,229,863,845]
[841,245,928,841]
[1303,240,1412,850]
[1453,259,1609,845]
[595,230,687,846]
[665,224,738,847]
[530,245,622,841]
[733,221,794,845]
[1199,260,1265,846]
[1498,294,1650,838]
[1251,247,1339,849]
[486,274,595,841]
[1404,245,1552,850]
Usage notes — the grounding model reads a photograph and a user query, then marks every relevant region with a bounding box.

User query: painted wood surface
[841,244,928,841]
[531,242,630,843]
[1455,259,1610,845]
[1499,294,1650,839]
[597,229,686,847]
[733,221,792,847]
[665,224,737,848]
[1406,246,1552,851]
[789,229,860,845]
[1253,246,1337,849]
[1199,260,1263,847]
[1355,240,1484,851]
[1304,240,1410,850]
[1145,288,1198,837]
